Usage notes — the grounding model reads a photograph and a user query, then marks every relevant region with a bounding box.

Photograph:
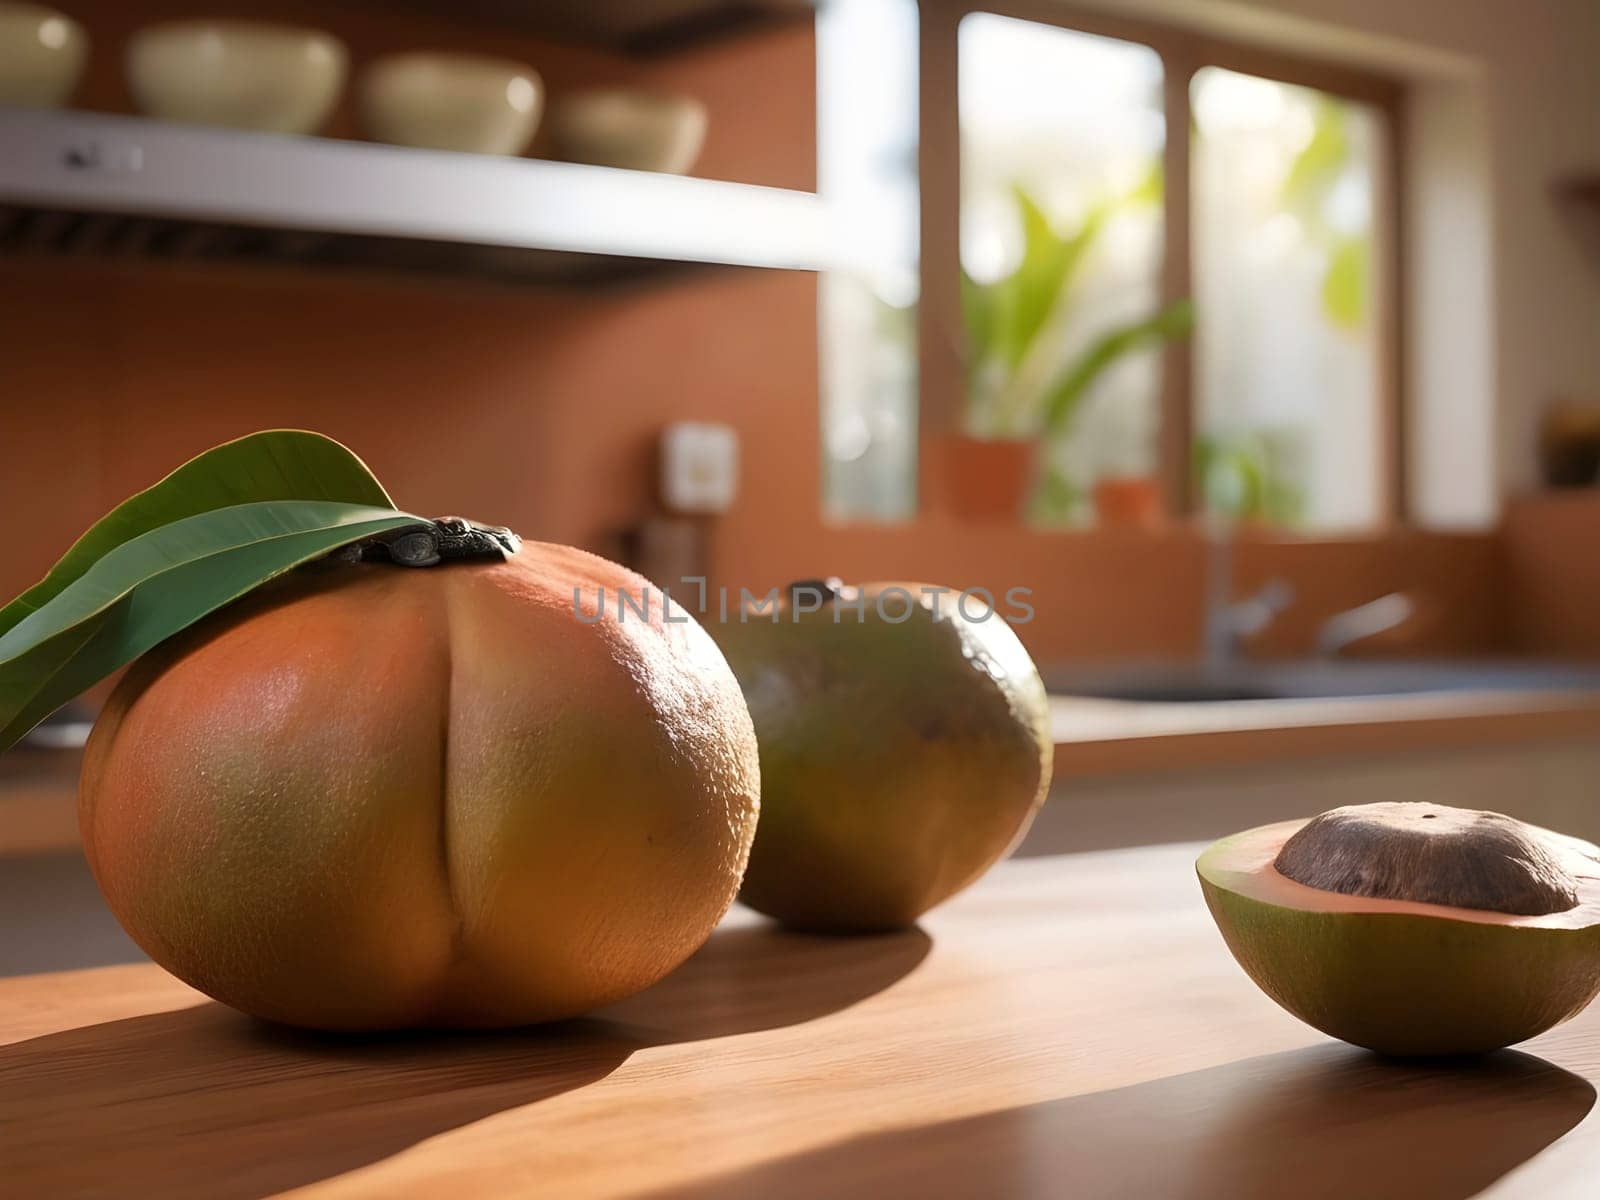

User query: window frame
[917,0,1408,524]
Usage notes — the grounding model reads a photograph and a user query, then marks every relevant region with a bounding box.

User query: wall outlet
[661,422,739,514]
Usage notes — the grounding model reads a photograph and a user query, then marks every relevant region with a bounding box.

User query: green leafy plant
[1195,431,1306,525]
[961,175,1194,520]
[1186,92,1366,531]
[0,431,427,752]
[1280,95,1372,333]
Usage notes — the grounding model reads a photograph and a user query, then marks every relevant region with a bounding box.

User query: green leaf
[1210,441,1267,518]
[1280,96,1350,219]
[0,500,422,752]
[1321,233,1370,330]
[1040,299,1195,434]
[1027,463,1084,526]
[992,185,1116,370]
[1196,432,1306,524]
[1127,159,1164,209]
[0,430,393,641]
[1050,205,1110,313]
[993,187,1068,368]
[966,185,1119,433]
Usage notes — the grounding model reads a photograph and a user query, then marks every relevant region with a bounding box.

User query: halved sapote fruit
[1198,802,1600,1056]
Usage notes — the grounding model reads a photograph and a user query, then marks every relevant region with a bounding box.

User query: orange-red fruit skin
[80,543,760,1031]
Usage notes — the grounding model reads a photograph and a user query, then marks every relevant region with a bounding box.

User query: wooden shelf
[0,108,826,285]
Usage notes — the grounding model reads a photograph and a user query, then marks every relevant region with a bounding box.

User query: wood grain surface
[4,844,1600,1199]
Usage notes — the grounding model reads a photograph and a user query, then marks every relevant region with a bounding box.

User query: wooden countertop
[1051,689,1600,777]
[5,844,1600,1199]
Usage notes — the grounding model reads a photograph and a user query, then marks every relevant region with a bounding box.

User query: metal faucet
[1202,516,1294,670]
[1316,592,1414,658]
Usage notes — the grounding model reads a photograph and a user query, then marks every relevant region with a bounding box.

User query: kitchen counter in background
[1050,687,1600,776]
[1032,686,1600,858]
[0,746,84,857]
[4,843,1600,1198]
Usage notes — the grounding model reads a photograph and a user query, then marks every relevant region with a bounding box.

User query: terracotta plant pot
[931,434,1034,521]
[1093,475,1164,528]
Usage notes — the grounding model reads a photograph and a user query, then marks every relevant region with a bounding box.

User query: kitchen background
[2,0,1600,968]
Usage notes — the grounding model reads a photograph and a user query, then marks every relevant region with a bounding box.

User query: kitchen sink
[1044,660,1600,704]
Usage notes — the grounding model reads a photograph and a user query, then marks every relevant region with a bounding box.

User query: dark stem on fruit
[341,517,521,568]
[787,577,843,605]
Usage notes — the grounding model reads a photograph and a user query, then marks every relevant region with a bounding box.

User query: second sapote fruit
[1199,801,1600,1056]
[81,538,760,1030]
[714,581,1053,932]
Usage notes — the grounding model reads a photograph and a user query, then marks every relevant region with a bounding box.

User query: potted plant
[944,179,1193,524]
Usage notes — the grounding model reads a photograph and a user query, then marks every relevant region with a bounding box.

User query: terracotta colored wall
[724,521,1504,664]
[0,247,1506,669]
[0,3,1512,669]
[1503,491,1600,658]
[0,256,819,588]
[0,6,822,612]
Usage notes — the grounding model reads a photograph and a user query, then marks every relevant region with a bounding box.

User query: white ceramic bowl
[360,53,541,156]
[127,20,347,135]
[0,3,87,108]
[551,89,707,175]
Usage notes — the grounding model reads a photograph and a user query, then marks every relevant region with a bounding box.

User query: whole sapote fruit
[1199,802,1600,1056]
[714,581,1052,932]
[80,539,760,1030]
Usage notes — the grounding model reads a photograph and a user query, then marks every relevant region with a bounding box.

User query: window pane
[1191,67,1383,529]
[959,14,1167,526]
[818,0,920,521]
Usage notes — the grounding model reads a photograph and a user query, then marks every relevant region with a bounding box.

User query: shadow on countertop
[0,921,931,1200]
[647,1041,1595,1200]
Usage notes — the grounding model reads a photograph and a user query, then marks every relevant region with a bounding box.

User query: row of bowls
[0,5,708,173]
